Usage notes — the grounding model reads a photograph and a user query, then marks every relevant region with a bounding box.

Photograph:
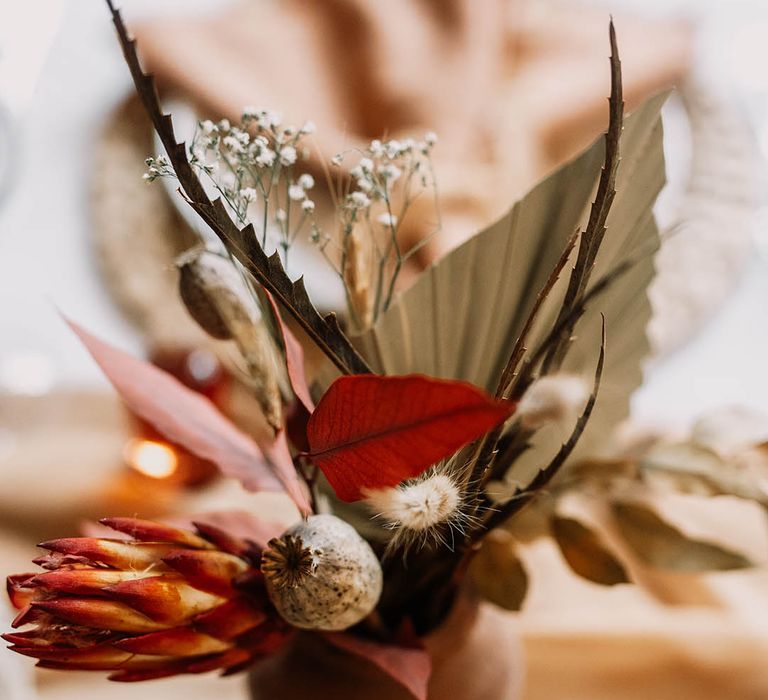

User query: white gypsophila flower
[218,118,231,132]
[298,173,315,190]
[288,184,306,201]
[424,131,438,147]
[256,110,281,130]
[302,199,316,213]
[268,111,282,128]
[200,119,217,135]
[369,139,384,157]
[276,208,287,223]
[377,212,398,227]
[223,135,244,153]
[359,157,374,173]
[517,374,590,430]
[242,105,258,119]
[256,149,276,168]
[300,120,316,135]
[241,187,257,203]
[357,178,373,193]
[364,474,461,533]
[283,126,296,137]
[378,163,402,183]
[234,129,250,146]
[279,146,297,166]
[349,191,371,209]
[331,154,344,167]
[385,139,402,158]
[350,165,363,180]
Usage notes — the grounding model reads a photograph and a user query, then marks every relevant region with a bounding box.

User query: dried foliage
[7,6,759,697]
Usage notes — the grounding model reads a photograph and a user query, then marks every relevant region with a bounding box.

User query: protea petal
[30,569,149,595]
[114,627,231,656]
[40,653,181,675]
[107,657,206,682]
[38,538,176,570]
[105,576,225,624]
[193,597,268,640]
[32,553,92,570]
[162,550,248,597]
[9,643,133,668]
[32,599,167,633]
[11,605,49,629]
[100,518,213,549]
[6,574,37,609]
[7,516,291,682]
[192,522,251,557]
[184,647,252,674]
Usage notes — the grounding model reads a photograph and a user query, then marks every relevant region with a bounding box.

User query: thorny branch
[475,317,606,540]
[541,19,623,374]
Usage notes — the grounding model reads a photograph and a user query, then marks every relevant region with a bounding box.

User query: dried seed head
[175,247,285,430]
[517,374,589,430]
[343,225,374,330]
[260,534,315,590]
[177,249,237,340]
[262,515,382,631]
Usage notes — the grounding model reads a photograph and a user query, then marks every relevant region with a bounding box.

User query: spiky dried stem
[540,19,623,374]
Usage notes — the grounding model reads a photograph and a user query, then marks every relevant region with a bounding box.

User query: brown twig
[541,19,623,374]
[495,229,579,399]
[473,317,606,541]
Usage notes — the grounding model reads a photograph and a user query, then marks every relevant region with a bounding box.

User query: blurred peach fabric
[134,0,691,264]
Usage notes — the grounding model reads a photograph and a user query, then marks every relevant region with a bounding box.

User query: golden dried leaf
[551,516,629,586]
[611,502,752,572]
[469,531,529,611]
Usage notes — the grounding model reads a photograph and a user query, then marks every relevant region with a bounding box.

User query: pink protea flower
[4,518,290,681]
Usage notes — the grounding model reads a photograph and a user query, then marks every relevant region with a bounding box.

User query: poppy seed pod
[261,515,382,631]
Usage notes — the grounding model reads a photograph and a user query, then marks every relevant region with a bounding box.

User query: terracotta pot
[248,597,525,700]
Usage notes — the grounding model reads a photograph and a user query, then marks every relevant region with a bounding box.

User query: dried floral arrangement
[3,4,760,699]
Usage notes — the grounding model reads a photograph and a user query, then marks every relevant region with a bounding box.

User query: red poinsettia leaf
[67,319,310,514]
[323,632,431,700]
[306,374,514,501]
[263,291,315,413]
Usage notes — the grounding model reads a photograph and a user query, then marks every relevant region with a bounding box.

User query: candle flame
[124,439,178,479]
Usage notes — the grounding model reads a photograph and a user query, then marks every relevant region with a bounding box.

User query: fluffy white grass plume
[364,473,469,550]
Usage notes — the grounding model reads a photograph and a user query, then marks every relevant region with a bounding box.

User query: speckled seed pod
[261,514,383,631]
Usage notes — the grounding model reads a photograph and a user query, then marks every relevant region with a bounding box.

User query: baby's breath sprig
[326,133,441,329]
[145,108,319,267]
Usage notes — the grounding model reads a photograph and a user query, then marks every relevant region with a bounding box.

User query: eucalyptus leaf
[469,532,529,611]
[611,502,752,572]
[551,516,630,586]
[642,442,768,504]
